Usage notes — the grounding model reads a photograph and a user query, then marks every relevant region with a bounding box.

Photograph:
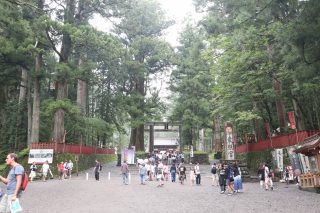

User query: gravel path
[14,163,319,213]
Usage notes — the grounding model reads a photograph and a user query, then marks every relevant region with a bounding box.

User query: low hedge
[0,149,116,177]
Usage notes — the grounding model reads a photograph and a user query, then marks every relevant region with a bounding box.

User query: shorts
[0,194,21,213]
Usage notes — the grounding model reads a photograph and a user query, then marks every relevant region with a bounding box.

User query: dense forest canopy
[0,0,319,158]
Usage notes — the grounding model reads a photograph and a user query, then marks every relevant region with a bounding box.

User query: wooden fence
[236,130,320,153]
[30,142,115,155]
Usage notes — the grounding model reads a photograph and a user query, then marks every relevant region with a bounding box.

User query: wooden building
[294,133,320,190]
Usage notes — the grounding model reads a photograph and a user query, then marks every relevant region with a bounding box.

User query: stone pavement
[13,163,319,213]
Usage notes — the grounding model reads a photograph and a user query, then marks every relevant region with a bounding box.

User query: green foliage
[237,149,273,173]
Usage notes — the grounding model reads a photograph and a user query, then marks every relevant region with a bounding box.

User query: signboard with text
[224,122,235,160]
[28,149,54,164]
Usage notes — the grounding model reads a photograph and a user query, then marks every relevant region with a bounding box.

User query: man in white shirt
[194,162,201,185]
[67,160,74,179]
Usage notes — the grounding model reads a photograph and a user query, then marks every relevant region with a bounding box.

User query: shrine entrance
[145,122,182,153]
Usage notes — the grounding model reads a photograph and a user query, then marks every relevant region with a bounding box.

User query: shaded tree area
[0,0,173,160]
[177,0,320,147]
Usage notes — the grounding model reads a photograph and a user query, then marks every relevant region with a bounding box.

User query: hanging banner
[288,111,296,129]
[224,122,235,160]
[275,149,283,171]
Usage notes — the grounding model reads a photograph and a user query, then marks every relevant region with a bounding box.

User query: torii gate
[145,121,182,153]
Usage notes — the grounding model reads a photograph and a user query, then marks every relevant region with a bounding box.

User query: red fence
[30,142,115,155]
[236,130,320,153]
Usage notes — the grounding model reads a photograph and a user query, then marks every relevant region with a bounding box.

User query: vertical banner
[121,148,135,164]
[224,122,235,160]
[275,149,283,171]
[288,111,296,129]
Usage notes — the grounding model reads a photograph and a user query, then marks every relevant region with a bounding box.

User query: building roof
[154,138,179,146]
[294,133,320,154]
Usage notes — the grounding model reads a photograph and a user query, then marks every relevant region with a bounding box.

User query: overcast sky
[89,0,202,46]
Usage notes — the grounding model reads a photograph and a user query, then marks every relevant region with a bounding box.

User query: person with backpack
[0,153,25,212]
[211,163,218,186]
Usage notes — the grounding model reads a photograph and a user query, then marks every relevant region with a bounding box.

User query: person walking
[170,164,177,182]
[93,160,101,181]
[194,162,201,185]
[121,160,129,185]
[178,163,187,185]
[211,163,218,186]
[156,161,164,187]
[0,153,25,212]
[139,163,147,185]
[264,163,273,190]
[29,162,37,182]
[257,163,265,189]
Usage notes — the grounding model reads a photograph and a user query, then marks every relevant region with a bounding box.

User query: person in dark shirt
[170,164,177,182]
[225,163,234,195]
[178,163,187,184]
[94,160,101,181]
[219,164,227,193]
[257,163,265,189]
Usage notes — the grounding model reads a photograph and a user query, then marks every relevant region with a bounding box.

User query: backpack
[14,166,28,191]
[211,167,217,174]
[21,172,29,191]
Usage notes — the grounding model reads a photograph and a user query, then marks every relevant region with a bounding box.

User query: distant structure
[145,122,181,152]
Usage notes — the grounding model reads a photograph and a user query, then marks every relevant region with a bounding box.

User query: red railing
[236,130,320,153]
[30,142,115,155]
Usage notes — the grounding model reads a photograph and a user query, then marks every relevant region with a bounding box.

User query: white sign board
[28,149,54,164]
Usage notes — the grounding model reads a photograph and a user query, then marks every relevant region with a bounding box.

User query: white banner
[28,149,54,164]
[121,149,135,164]
[275,149,283,171]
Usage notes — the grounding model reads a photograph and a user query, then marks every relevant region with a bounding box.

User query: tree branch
[45,28,63,61]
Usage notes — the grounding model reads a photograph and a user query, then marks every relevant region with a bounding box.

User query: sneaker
[220,191,225,194]
[227,193,232,196]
